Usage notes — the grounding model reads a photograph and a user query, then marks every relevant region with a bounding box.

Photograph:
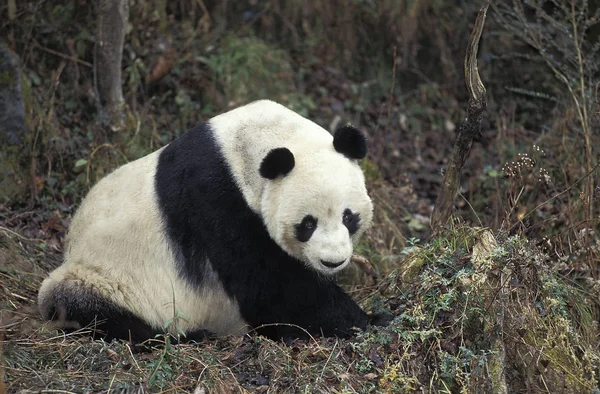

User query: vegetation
[1,0,599,392]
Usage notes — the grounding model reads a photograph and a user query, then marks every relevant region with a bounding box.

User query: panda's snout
[320,259,346,268]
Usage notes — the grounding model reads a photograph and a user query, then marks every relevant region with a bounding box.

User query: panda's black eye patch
[295,215,318,242]
[342,209,360,235]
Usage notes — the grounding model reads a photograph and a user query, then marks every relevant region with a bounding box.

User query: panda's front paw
[368,311,394,327]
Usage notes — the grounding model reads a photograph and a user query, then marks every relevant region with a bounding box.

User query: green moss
[206,35,294,103]
[398,251,425,283]
[0,146,28,202]
[360,157,383,183]
[0,70,17,88]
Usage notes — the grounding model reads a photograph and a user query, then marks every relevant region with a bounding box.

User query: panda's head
[259,125,373,275]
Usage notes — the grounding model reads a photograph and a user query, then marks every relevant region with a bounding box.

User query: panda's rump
[38,149,248,339]
[37,269,164,342]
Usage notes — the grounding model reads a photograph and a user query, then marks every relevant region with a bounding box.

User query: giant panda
[38,100,379,342]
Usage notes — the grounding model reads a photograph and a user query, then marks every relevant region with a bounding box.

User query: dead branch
[351,254,379,282]
[430,1,490,233]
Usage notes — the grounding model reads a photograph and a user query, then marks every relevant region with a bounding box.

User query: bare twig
[0,226,43,242]
[7,0,16,20]
[0,331,5,394]
[569,1,594,221]
[495,1,597,222]
[384,45,398,139]
[33,42,92,67]
[430,1,490,233]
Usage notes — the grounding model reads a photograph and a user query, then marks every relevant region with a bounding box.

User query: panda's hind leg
[39,282,160,343]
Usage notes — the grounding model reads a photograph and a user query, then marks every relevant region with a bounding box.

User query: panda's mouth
[320,259,346,268]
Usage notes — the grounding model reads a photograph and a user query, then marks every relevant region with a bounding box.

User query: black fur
[342,208,360,235]
[294,215,317,242]
[155,122,369,340]
[259,147,295,179]
[333,125,368,160]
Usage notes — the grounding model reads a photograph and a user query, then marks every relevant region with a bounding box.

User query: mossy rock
[0,43,26,146]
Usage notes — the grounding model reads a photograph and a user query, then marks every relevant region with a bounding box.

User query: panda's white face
[260,151,373,275]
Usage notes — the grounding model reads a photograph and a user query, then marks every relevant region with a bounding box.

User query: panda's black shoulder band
[260,147,295,179]
[333,125,368,160]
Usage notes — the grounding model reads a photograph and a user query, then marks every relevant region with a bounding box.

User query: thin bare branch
[596,81,600,115]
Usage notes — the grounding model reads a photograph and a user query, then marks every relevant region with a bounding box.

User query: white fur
[38,149,248,336]
[211,100,373,274]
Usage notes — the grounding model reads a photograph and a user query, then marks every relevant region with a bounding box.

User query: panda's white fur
[38,100,376,341]
[38,149,248,337]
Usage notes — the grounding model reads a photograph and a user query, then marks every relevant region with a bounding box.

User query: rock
[0,42,29,202]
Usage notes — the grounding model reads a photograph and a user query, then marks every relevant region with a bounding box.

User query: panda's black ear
[333,125,368,160]
[260,148,295,179]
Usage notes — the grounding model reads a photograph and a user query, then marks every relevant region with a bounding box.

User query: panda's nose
[320,259,346,268]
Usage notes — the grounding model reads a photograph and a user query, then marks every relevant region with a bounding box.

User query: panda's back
[66,149,163,264]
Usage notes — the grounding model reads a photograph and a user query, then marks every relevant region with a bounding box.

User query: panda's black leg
[43,285,161,343]
[369,311,394,327]
[247,270,370,341]
[300,282,370,338]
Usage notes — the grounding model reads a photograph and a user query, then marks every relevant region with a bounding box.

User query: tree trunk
[94,0,129,131]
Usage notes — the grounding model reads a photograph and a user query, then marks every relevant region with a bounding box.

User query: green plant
[146,335,178,389]
[202,34,294,104]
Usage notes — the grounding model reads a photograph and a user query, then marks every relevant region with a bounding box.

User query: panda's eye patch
[342,209,360,235]
[295,215,318,242]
